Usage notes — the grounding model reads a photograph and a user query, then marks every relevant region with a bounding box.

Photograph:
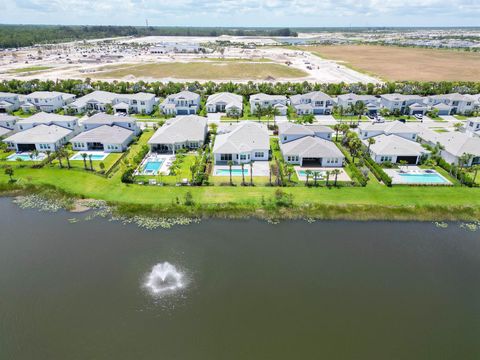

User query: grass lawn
[92,62,308,81]
[298,44,480,82]
[9,66,52,74]
[333,115,369,122]
[59,152,123,172]
[135,154,198,185]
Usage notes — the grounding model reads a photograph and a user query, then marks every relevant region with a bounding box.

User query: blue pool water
[143,160,164,174]
[297,170,325,178]
[70,153,108,161]
[7,153,45,161]
[215,169,248,176]
[398,172,448,184]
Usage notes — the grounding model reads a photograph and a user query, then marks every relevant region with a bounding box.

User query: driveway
[207,113,223,124]
[314,115,337,125]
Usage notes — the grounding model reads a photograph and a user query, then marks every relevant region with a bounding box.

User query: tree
[88,154,94,171]
[453,122,464,132]
[469,165,479,185]
[332,169,341,187]
[4,167,14,181]
[99,162,105,172]
[45,150,52,164]
[348,138,362,163]
[459,153,473,170]
[57,150,63,168]
[285,165,294,183]
[241,163,245,186]
[227,160,233,185]
[325,170,331,187]
[354,101,366,119]
[249,161,253,186]
[333,124,341,141]
[81,153,88,170]
[305,170,312,186]
[367,137,376,153]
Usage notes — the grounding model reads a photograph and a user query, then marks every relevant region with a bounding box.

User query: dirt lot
[90,61,309,81]
[300,45,480,82]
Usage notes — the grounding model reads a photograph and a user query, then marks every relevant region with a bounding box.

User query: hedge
[363,156,392,187]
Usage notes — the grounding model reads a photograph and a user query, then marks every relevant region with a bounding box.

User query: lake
[1,198,480,359]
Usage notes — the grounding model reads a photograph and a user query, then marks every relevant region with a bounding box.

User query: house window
[254,152,264,158]
[220,154,232,161]
[240,154,247,160]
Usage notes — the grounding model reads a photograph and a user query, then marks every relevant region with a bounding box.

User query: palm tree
[469,165,479,185]
[349,138,362,163]
[57,150,63,168]
[45,150,52,164]
[313,171,320,187]
[305,170,312,186]
[355,101,367,120]
[285,165,294,183]
[249,161,253,186]
[4,167,14,181]
[81,153,88,170]
[459,153,473,170]
[367,137,376,153]
[332,169,341,187]
[190,163,197,183]
[325,170,331,187]
[333,124,341,142]
[241,163,245,186]
[63,149,71,169]
[88,154,94,171]
[227,160,233,185]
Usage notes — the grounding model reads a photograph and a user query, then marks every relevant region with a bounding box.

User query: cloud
[3,0,480,25]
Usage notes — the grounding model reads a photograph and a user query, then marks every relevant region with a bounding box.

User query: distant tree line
[0,25,298,49]
[1,79,480,98]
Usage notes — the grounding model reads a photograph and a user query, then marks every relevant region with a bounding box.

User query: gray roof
[25,91,71,100]
[336,93,378,102]
[305,124,334,134]
[71,125,133,144]
[165,91,200,101]
[365,134,427,157]
[83,113,137,126]
[437,132,480,157]
[206,92,243,108]
[16,112,77,126]
[359,121,417,134]
[213,121,269,153]
[0,114,18,123]
[250,93,287,102]
[281,136,343,158]
[148,115,207,144]
[278,122,314,137]
[0,127,12,137]
[429,93,472,102]
[4,124,72,144]
[0,92,20,98]
[380,93,423,102]
[290,91,332,105]
[70,91,155,108]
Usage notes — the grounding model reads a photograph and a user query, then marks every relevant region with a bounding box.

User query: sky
[1,0,480,27]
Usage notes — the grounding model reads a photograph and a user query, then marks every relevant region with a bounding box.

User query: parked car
[414,114,423,120]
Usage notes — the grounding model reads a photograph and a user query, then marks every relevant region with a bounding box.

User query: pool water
[7,153,46,162]
[398,172,449,184]
[143,160,164,175]
[215,168,249,176]
[297,170,325,178]
[70,153,108,161]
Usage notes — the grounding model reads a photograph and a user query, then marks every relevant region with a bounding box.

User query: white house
[290,91,334,115]
[358,121,418,141]
[426,93,475,115]
[70,125,135,153]
[206,93,243,117]
[435,132,480,167]
[15,112,80,133]
[380,94,425,115]
[0,92,21,113]
[148,115,207,153]
[249,93,288,116]
[213,122,270,164]
[466,118,480,138]
[81,113,141,135]
[0,115,17,138]
[21,91,76,113]
[364,134,429,165]
[67,91,157,114]
[336,93,380,116]
[3,124,73,152]
[160,91,200,116]
[278,122,333,144]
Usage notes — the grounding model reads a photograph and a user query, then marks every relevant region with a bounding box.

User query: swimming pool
[7,153,46,162]
[215,168,249,176]
[297,170,325,179]
[397,172,449,184]
[70,152,109,161]
[142,160,164,175]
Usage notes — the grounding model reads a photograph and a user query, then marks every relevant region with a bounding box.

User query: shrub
[364,156,392,186]
[273,189,293,207]
[121,168,135,183]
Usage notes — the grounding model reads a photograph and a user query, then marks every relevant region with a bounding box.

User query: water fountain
[143,262,186,297]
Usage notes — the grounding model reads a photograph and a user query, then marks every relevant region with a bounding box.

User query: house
[213,122,269,164]
[206,93,243,116]
[426,93,475,115]
[21,91,76,113]
[290,91,334,115]
[3,124,73,152]
[81,113,141,135]
[363,134,429,165]
[15,112,79,133]
[67,91,157,114]
[278,122,333,144]
[466,118,480,138]
[148,115,207,153]
[0,92,21,113]
[249,93,288,116]
[160,91,200,116]
[70,125,135,153]
[434,132,480,167]
[0,115,18,138]
[281,136,344,167]
[380,94,425,115]
[336,93,380,115]
[358,121,418,141]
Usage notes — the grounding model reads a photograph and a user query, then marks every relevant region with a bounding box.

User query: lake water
[1,198,480,359]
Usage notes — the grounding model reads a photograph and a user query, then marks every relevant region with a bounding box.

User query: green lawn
[134,154,198,185]
[9,66,52,74]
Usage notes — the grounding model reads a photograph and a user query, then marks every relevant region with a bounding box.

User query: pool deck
[135,153,175,176]
[294,166,351,182]
[213,162,270,177]
[7,152,47,162]
[384,166,452,185]
[69,151,110,161]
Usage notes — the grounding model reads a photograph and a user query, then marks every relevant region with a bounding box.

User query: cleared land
[300,45,480,81]
[92,62,308,80]
[9,66,52,73]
